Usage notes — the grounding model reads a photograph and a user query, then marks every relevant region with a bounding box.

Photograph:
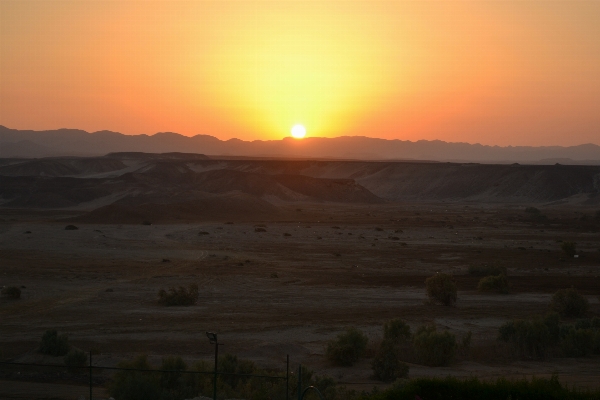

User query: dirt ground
[1,202,600,398]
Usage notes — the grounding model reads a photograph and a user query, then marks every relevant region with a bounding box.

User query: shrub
[561,241,577,257]
[477,274,509,294]
[326,327,369,366]
[413,325,456,366]
[158,284,199,306]
[560,327,595,357]
[39,330,70,356]
[367,375,600,400]
[468,264,507,276]
[498,317,555,360]
[109,355,161,400]
[551,287,589,318]
[383,319,411,343]
[64,349,88,372]
[425,273,457,306]
[372,339,409,382]
[1,286,21,299]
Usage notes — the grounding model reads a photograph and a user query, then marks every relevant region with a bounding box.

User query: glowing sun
[291,124,306,139]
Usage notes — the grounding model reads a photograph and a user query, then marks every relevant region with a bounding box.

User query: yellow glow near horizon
[291,124,306,139]
[197,3,398,140]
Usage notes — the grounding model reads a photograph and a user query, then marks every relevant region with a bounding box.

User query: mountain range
[1,125,600,164]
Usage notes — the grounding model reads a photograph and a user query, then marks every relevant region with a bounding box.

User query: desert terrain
[1,154,599,398]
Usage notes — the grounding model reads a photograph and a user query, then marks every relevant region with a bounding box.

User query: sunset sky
[1,1,599,146]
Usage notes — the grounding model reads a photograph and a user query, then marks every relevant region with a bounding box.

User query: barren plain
[1,155,599,398]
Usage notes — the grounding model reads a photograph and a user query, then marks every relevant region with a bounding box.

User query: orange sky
[1,1,599,146]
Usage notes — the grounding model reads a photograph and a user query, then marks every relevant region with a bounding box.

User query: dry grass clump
[425,273,457,306]
[478,274,510,294]
[158,284,199,306]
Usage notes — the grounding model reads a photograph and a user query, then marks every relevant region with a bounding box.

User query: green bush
[109,355,161,400]
[363,375,600,400]
[561,242,577,257]
[551,288,589,318]
[1,286,21,299]
[372,339,409,382]
[498,315,559,360]
[560,327,595,357]
[413,325,456,367]
[326,327,369,366]
[64,349,88,372]
[468,264,507,277]
[425,273,457,306]
[39,330,70,356]
[158,284,199,306]
[477,274,509,294]
[383,319,411,343]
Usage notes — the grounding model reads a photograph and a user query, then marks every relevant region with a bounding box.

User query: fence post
[297,364,302,400]
[286,355,289,400]
[89,351,92,400]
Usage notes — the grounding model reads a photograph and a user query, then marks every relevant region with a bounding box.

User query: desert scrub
[425,273,457,306]
[468,264,507,276]
[39,329,70,356]
[561,241,577,257]
[64,349,88,372]
[413,325,456,367]
[1,286,21,299]
[477,274,509,294]
[158,284,199,306]
[383,318,411,342]
[109,355,161,400]
[551,287,589,318]
[372,339,409,382]
[326,327,369,366]
[498,314,559,360]
[364,375,600,400]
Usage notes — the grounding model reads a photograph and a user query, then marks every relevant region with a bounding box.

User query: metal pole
[89,351,92,400]
[213,342,218,400]
[286,355,289,400]
[297,364,302,400]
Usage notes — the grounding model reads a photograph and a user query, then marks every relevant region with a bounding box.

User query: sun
[291,124,306,139]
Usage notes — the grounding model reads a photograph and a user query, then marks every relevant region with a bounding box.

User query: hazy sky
[1,1,599,145]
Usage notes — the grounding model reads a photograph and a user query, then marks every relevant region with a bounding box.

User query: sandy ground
[1,202,599,398]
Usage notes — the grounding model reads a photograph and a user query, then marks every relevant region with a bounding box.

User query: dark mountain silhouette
[2,125,600,163]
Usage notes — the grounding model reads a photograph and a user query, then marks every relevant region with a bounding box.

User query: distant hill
[1,125,600,164]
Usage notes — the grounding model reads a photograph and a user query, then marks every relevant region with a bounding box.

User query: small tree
[326,327,369,366]
[551,288,589,318]
[372,339,409,382]
[425,273,457,306]
[39,330,70,356]
[413,325,456,367]
[561,242,577,258]
[477,274,509,294]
